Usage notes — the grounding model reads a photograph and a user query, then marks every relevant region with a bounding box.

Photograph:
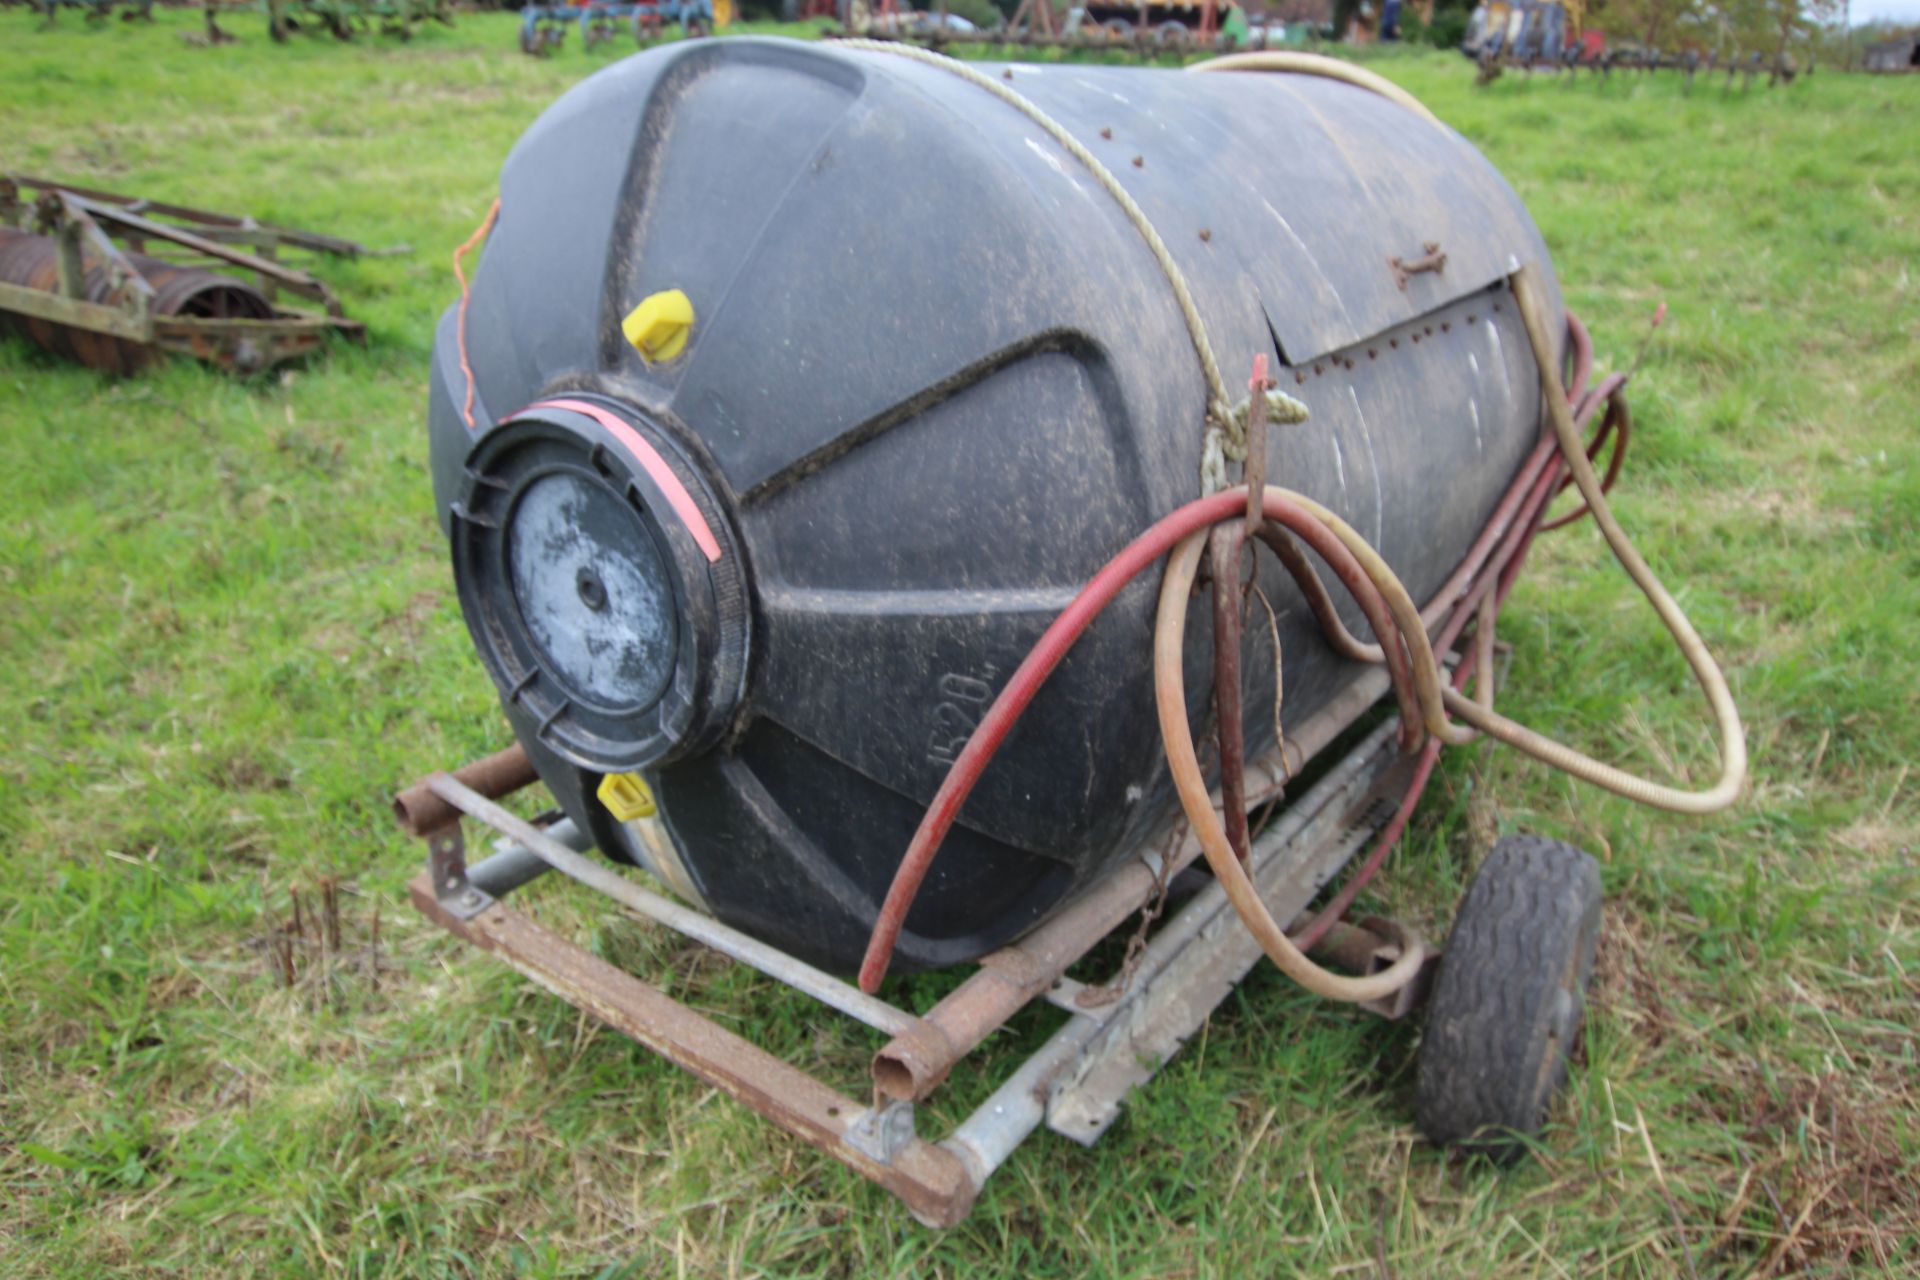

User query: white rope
[834,38,1307,491]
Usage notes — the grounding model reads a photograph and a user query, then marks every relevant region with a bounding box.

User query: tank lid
[449,396,748,772]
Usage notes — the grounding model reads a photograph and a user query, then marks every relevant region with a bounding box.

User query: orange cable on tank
[453,197,501,432]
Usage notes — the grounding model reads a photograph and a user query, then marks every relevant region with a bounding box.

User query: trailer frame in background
[0,174,367,375]
[516,0,714,56]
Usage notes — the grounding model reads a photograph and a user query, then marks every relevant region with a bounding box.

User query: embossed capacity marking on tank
[927,672,994,768]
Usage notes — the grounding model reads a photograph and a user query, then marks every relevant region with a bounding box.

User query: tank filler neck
[448,394,750,773]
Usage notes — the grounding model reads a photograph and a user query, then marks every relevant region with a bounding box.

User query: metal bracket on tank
[1388,241,1449,291]
[427,826,496,922]
[844,1099,919,1165]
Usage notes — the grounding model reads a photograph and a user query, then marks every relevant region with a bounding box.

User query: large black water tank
[426,39,1563,975]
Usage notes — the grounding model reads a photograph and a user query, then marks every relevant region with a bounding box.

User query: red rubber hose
[857,488,1239,991]
[857,316,1616,992]
[855,484,1415,992]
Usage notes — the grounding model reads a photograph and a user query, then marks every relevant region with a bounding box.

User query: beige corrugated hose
[1190,51,1444,127]
[1155,526,1431,1004]
[1437,267,1748,813]
[1160,278,1747,818]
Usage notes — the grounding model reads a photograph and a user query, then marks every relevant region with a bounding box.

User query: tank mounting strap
[833,38,1307,493]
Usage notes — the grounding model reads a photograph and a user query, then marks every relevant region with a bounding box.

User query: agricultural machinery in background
[855,0,1283,54]
[1461,0,1800,84]
[1065,0,1248,47]
[0,174,368,375]
[1462,0,1579,67]
[20,0,153,25]
[260,0,455,41]
[16,0,461,42]
[517,0,724,55]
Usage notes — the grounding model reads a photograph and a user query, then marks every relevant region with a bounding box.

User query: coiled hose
[846,41,1747,996]
[858,273,1746,996]
[1145,265,1743,1001]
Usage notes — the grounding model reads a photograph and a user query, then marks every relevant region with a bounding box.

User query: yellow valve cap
[597,771,657,822]
[620,289,694,364]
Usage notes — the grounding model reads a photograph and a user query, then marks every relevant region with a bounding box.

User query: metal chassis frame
[403,708,1425,1227]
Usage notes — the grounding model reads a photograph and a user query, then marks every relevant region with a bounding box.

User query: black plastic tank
[426,38,1564,975]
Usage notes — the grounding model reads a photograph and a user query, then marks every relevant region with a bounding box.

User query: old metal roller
[0,225,276,375]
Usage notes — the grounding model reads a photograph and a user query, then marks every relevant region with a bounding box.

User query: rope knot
[1201,387,1310,493]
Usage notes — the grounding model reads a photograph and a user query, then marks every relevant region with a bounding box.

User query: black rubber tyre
[1416,834,1602,1163]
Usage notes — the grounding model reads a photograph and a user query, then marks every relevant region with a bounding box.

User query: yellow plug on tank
[621,289,694,364]
[597,771,657,821]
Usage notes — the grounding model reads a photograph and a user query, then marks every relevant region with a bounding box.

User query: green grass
[3,13,1918,1277]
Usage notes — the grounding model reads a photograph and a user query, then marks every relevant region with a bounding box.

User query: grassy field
[2,11,1917,1277]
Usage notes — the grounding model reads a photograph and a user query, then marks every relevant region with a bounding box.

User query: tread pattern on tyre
[1416,834,1602,1160]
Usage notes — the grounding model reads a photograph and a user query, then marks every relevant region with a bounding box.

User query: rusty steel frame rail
[955,719,1418,1171]
[393,743,537,837]
[867,662,1393,1103]
[423,773,922,1035]
[0,175,366,374]
[407,875,980,1225]
[401,670,1418,1225]
[2,173,377,260]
